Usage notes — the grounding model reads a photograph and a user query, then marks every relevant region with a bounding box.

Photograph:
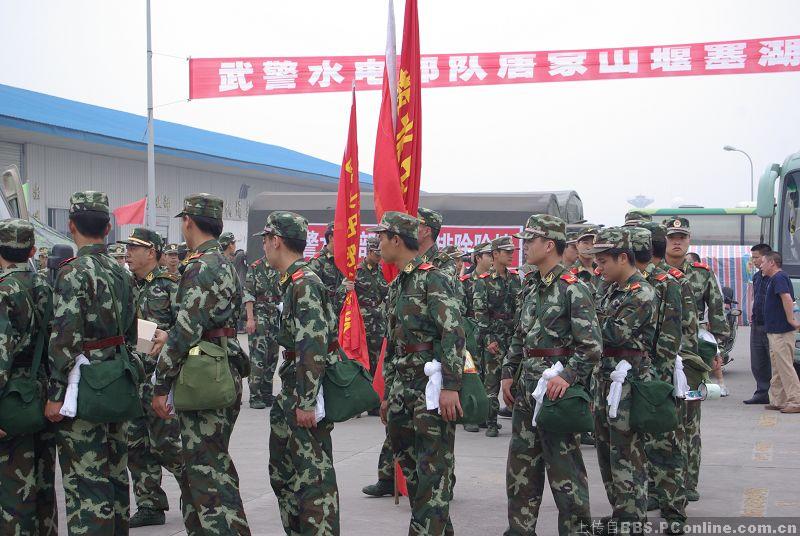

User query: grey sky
[2,0,799,225]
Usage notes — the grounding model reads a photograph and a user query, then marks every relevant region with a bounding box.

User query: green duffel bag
[535,384,594,434]
[322,351,380,422]
[174,340,237,412]
[630,379,678,434]
[456,351,490,425]
[77,355,142,423]
[681,352,712,391]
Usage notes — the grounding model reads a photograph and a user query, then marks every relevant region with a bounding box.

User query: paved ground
[53,328,800,534]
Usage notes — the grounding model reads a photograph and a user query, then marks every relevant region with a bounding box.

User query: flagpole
[145,0,156,229]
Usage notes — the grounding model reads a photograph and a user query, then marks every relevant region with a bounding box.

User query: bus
[641,207,765,246]
[757,150,800,281]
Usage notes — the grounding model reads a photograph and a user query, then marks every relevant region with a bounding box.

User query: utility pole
[146,0,156,228]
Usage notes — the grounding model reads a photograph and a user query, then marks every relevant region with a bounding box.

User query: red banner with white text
[189,35,800,99]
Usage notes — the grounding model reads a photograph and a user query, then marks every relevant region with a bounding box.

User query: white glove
[607,359,632,419]
[424,360,443,412]
[60,354,91,418]
[673,355,689,399]
[531,361,564,426]
[315,384,326,423]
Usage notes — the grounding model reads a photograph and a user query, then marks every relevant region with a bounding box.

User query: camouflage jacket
[0,265,52,390]
[243,256,282,331]
[503,264,601,386]
[658,260,699,354]
[276,259,338,411]
[154,239,248,396]
[134,266,179,374]
[641,262,682,377]
[473,267,522,349]
[570,260,600,295]
[421,243,465,308]
[48,244,137,401]
[595,271,656,373]
[460,271,479,319]
[384,256,466,393]
[679,259,730,346]
[354,258,389,320]
[307,246,345,314]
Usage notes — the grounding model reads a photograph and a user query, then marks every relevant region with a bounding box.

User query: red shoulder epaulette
[692,261,710,271]
[251,258,262,268]
[668,267,684,279]
[418,262,435,271]
[479,272,491,279]
[459,274,470,282]
[561,273,578,284]
[629,282,642,291]
[59,257,76,268]
[594,267,601,276]
[187,252,202,262]
[570,266,579,275]
[655,273,668,282]
[291,269,305,281]
[508,268,518,275]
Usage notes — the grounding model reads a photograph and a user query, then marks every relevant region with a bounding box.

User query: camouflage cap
[367,211,419,240]
[0,218,35,249]
[366,236,381,252]
[566,232,579,245]
[107,243,127,257]
[514,214,567,242]
[38,247,49,257]
[70,191,109,215]
[118,227,164,251]
[218,232,236,247]
[254,211,308,241]
[325,222,335,236]
[664,217,691,236]
[638,221,667,243]
[623,210,653,226]
[628,227,652,253]
[175,193,224,220]
[473,241,493,255]
[491,235,518,251]
[443,245,462,260]
[576,226,601,241]
[417,207,443,230]
[587,227,631,254]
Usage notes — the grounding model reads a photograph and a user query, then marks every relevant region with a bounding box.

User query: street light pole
[723,145,754,202]
[145,0,156,228]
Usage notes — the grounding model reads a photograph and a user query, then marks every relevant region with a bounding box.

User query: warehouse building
[0,83,371,245]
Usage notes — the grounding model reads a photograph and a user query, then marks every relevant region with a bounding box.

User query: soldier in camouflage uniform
[108,242,128,269]
[571,227,602,295]
[163,243,181,276]
[371,211,466,536]
[308,222,346,318]
[151,194,251,534]
[0,219,58,535]
[500,215,601,536]
[120,227,195,530]
[562,232,579,266]
[351,236,389,375]
[629,227,687,530]
[218,231,237,260]
[257,211,340,535]
[623,210,653,227]
[243,249,282,409]
[461,242,493,324]
[474,236,521,437]
[44,191,137,533]
[664,217,730,503]
[590,227,657,531]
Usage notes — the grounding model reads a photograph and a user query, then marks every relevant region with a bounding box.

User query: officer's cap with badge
[576,225,600,242]
[473,241,493,256]
[118,227,164,253]
[368,211,419,241]
[218,232,236,248]
[175,193,224,221]
[70,191,110,216]
[164,243,179,255]
[638,221,667,244]
[513,214,567,242]
[442,245,463,261]
[107,243,127,258]
[0,218,35,250]
[664,217,691,237]
[587,227,631,254]
[417,207,443,230]
[628,227,652,253]
[623,210,653,227]
[254,211,309,241]
[366,235,381,253]
[491,235,518,251]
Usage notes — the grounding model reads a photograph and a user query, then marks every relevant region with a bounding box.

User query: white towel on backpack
[59,354,91,417]
[607,360,632,418]
[531,361,564,426]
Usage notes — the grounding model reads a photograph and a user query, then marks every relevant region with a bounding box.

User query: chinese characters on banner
[190,36,800,99]
[305,224,524,266]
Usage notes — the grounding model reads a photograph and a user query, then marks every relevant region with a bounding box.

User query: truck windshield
[779,170,800,275]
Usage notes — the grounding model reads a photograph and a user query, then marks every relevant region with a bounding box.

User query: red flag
[396,0,422,216]
[372,338,388,399]
[113,197,146,225]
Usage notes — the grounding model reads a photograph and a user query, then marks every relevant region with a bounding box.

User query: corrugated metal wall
[23,143,326,246]
[0,141,22,174]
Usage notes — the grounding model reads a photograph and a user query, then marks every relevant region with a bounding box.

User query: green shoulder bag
[535,384,594,434]
[630,379,678,434]
[77,259,142,424]
[173,339,237,411]
[456,350,490,425]
[0,276,50,437]
[322,349,380,422]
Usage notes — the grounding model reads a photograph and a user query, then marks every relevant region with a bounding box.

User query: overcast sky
[2,0,799,225]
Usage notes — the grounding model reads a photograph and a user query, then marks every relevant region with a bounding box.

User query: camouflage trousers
[377,432,395,482]
[363,312,386,376]
[483,348,504,427]
[57,416,130,534]
[505,360,591,536]
[387,375,456,536]
[0,425,58,535]
[269,370,340,535]
[685,399,702,491]
[177,372,250,535]
[247,327,279,403]
[593,373,648,524]
[127,382,197,530]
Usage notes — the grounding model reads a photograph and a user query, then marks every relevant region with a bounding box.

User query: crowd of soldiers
[0,189,730,536]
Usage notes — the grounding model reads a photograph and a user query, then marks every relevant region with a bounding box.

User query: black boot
[129,507,166,528]
[361,480,394,497]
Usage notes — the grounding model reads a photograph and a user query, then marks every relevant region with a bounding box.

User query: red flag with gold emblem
[334,88,370,370]
[396,0,422,216]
